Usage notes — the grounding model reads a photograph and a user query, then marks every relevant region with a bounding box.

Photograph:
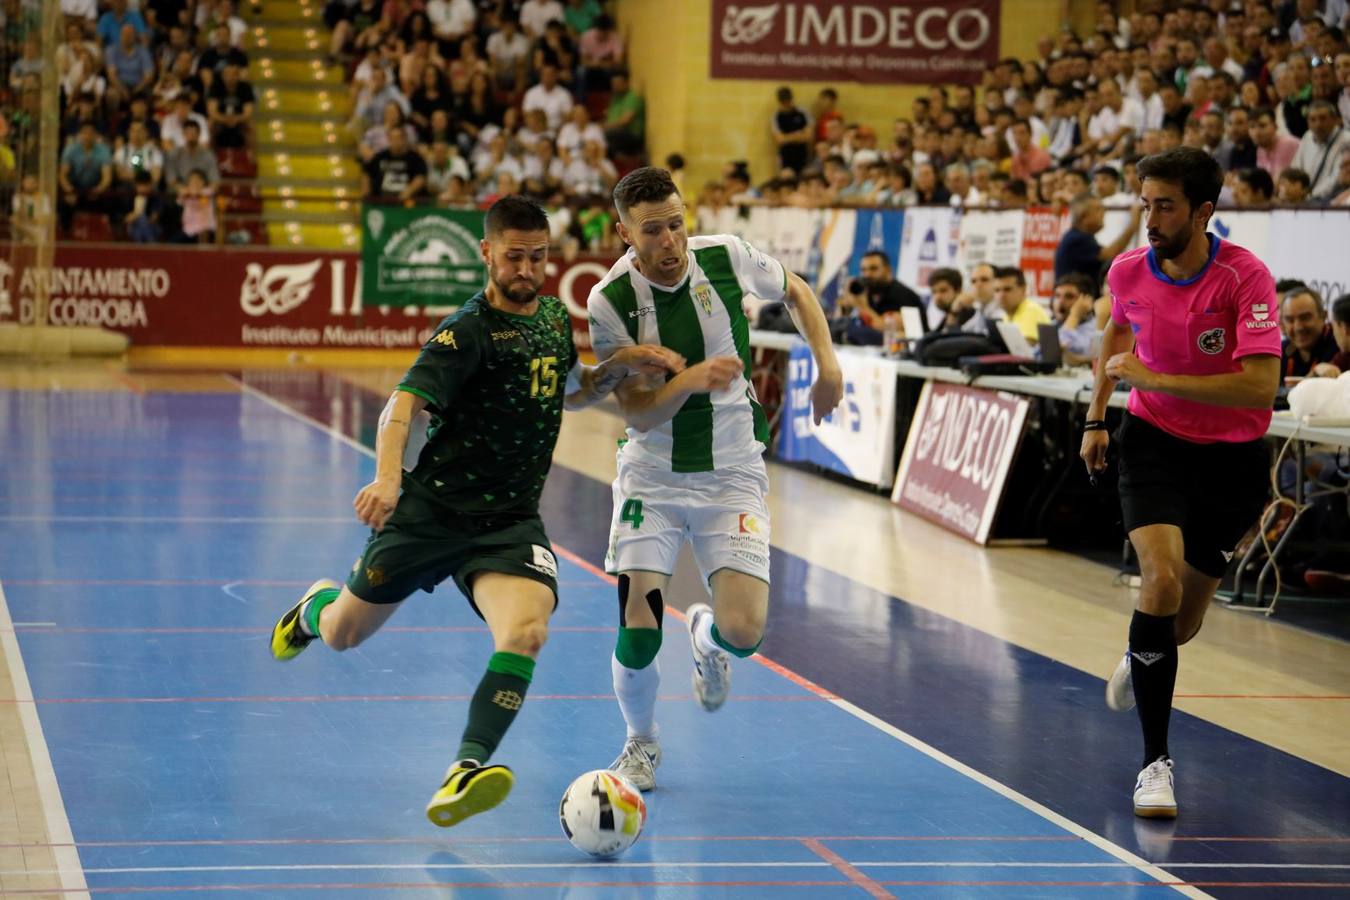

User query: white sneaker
[609,737,661,792]
[686,603,731,712]
[1133,758,1177,818]
[1106,650,1135,711]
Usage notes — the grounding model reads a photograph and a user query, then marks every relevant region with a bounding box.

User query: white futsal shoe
[686,603,731,712]
[1133,758,1177,818]
[1105,650,1136,711]
[609,737,662,792]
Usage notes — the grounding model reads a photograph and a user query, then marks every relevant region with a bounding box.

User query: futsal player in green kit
[268,196,684,828]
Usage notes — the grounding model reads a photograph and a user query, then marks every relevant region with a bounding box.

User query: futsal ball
[558,769,647,858]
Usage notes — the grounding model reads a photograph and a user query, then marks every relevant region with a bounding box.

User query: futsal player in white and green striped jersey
[587,167,843,791]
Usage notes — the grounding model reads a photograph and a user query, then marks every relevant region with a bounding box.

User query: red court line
[550,543,841,702]
[5,693,826,705]
[801,837,896,899]
[101,363,146,396]
[1175,694,1350,700]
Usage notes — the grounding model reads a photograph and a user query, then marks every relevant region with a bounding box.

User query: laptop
[957,319,1060,375]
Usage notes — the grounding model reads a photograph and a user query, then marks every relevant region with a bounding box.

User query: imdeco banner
[710,0,1000,85]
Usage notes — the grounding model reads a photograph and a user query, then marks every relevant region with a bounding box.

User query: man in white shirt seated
[522,63,573,131]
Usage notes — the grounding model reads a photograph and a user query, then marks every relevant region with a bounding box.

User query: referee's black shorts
[1116,412,1271,579]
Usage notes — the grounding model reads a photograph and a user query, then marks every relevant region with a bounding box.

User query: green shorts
[345,495,559,617]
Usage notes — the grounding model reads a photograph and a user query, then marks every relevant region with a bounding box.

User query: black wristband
[1083,420,1108,432]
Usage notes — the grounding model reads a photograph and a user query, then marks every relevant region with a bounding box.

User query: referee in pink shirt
[1081,147,1281,819]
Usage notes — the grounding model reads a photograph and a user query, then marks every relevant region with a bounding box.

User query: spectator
[1278,166,1314,202]
[1252,106,1301,180]
[352,65,408,134]
[523,63,574,131]
[1281,286,1340,377]
[603,70,644,156]
[851,250,926,331]
[161,94,210,150]
[113,120,164,191]
[1290,100,1350,198]
[122,169,164,242]
[1088,78,1146,157]
[1233,166,1275,206]
[362,124,427,200]
[146,2,192,36]
[564,0,602,36]
[58,31,107,105]
[925,266,964,331]
[177,168,216,243]
[329,0,383,62]
[198,0,246,48]
[1198,108,1226,157]
[1050,271,1106,365]
[1092,164,1132,207]
[771,86,812,174]
[993,266,1051,344]
[1281,51,1314,137]
[1338,51,1350,124]
[117,94,162,142]
[11,173,52,243]
[519,0,564,40]
[486,16,531,95]
[425,138,472,198]
[1009,118,1053,180]
[521,138,564,193]
[555,102,603,157]
[426,0,475,49]
[408,65,450,141]
[959,262,1002,333]
[471,132,524,187]
[208,63,255,149]
[96,0,148,47]
[1330,148,1350,204]
[578,13,624,96]
[1215,105,1258,170]
[534,21,577,90]
[1135,67,1166,131]
[105,24,156,112]
[361,102,417,161]
[62,0,98,32]
[1324,293,1350,375]
[164,119,218,193]
[912,162,950,204]
[457,71,500,145]
[560,139,616,195]
[197,24,248,90]
[8,36,43,92]
[1053,194,1140,296]
[58,121,113,231]
[943,163,978,206]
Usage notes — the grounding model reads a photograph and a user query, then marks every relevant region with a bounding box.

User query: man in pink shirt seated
[1252,107,1300,181]
[1080,147,1280,821]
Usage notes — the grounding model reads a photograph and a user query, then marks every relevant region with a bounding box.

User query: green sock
[456,651,536,764]
[301,587,340,639]
[711,622,761,658]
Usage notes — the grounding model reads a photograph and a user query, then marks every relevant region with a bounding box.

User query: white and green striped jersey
[587,234,788,473]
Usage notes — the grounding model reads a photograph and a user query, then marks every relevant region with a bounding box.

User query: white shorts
[604,456,771,586]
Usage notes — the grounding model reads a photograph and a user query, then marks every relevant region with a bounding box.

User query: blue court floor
[1,375,1347,898]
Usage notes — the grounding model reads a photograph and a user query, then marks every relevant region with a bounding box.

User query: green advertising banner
[361,205,486,307]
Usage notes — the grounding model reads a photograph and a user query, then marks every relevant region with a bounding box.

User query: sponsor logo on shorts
[492,689,524,711]
[527,545,558,579]
[728,533,768,569]
[365,566,387,587]
[1196,327,1225,355]
[738,513,762,534]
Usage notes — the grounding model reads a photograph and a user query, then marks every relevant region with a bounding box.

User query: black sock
[1129,610,1178,769]
[455,652,535,764]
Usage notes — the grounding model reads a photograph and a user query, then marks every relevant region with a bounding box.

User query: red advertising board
[710,0,999,85]
[891,381,1030,545]
[0,245,617,353]
[1018,205,1069,298]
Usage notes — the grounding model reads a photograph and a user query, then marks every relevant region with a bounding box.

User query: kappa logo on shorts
[1197,327,1226,355]
[528,545,558,579]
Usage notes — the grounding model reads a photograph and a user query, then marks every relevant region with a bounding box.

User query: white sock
[692,611,721,656]
[612,654,660,742]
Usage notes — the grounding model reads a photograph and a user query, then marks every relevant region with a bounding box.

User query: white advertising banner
[898,207,962,298]
[1266,210,1349,306]
[779,343,898,488]
[958,209,1025,272]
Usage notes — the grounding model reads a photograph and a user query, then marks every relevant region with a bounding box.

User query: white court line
[237,382,1214,900]
[0,580,89,899]
[4,860,1343,876]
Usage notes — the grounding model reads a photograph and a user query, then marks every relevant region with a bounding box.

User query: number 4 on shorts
[620,498,644,529]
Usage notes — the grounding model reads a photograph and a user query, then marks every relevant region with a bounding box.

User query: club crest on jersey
[1252,303,1270,322]
[1197,327,1225,355]
[694,284,713,315]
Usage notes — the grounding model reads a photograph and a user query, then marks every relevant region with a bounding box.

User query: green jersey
[396,292,578,518]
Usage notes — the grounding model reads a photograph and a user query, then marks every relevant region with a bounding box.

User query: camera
[847,278,865,295]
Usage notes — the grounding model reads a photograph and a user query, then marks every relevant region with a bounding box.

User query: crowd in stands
[0,0,252,242]
[698,1,1350,216]
[331,0,646,251]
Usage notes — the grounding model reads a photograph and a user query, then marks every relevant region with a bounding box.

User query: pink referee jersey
[1108,236,1281,444]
